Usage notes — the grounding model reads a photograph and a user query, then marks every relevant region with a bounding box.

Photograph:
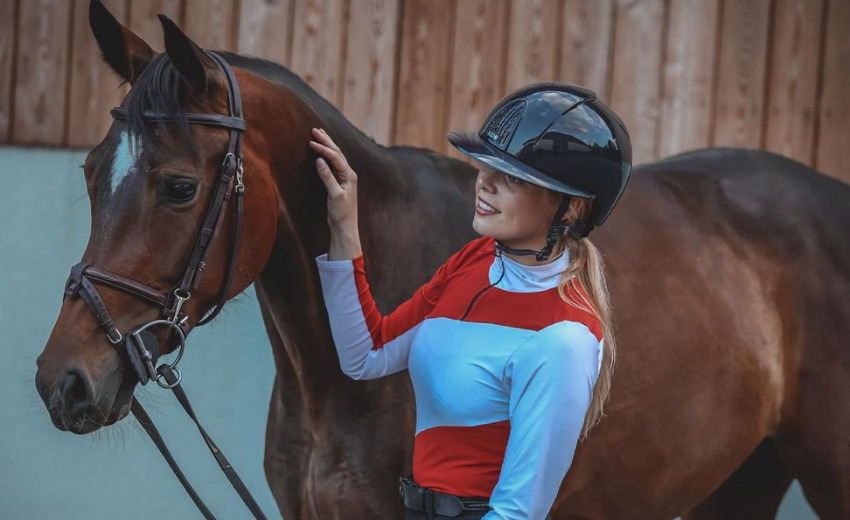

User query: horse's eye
[160,177,197,204]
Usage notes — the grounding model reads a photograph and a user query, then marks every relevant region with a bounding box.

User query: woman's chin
[472,219,502,244]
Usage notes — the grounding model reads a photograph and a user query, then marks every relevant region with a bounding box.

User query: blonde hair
[550,197,616,442]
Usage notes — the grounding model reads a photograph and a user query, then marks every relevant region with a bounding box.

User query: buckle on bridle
[168,289,191,325]
[235,158,245,194]
[106,328,123,345]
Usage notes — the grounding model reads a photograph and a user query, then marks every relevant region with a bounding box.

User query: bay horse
[35,2,850,519]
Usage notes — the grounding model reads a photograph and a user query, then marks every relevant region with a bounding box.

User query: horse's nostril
[60,370,93,416]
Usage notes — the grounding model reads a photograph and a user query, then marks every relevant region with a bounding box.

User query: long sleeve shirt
[315,236,603,520]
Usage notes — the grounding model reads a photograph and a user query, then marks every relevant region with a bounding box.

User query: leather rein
[62,52,270,520]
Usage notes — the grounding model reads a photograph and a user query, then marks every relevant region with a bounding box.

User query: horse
[34,2,850,519]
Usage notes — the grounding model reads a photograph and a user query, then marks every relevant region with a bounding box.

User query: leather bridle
[62,52,269,520]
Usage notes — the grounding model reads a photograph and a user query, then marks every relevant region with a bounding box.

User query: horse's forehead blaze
[109,130,144,196]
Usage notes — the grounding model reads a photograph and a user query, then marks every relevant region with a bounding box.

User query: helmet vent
[482,99,526,150]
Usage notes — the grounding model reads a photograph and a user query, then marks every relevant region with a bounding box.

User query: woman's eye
[161,178,197,203]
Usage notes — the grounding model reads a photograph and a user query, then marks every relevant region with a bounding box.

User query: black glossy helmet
[447,82,631,244]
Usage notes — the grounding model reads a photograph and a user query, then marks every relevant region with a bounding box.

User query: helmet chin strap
[494,195,576,262]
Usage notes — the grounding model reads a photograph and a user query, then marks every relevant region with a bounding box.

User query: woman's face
[472,166,562,252]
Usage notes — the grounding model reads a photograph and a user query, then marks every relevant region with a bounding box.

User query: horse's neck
[246,73,475,430]
[246,80,406,419]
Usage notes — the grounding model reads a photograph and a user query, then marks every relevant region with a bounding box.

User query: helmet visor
[447,130,595,199]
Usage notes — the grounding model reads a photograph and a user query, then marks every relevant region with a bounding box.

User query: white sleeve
[315,253,435,380]
[483,322,602,520]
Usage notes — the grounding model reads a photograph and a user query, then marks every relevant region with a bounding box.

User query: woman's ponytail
[554,200,617,442]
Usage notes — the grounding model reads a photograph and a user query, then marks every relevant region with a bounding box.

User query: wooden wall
[2,0,848,183]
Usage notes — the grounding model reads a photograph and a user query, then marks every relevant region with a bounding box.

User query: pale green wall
[0,146,280,519]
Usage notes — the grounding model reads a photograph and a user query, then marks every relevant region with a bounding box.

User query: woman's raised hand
[309,127,363,260]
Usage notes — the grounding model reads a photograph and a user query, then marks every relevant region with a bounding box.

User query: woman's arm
[310,127,457,380]
[483,322,602,520]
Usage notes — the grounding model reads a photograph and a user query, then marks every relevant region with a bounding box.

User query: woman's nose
[477,169,498,191]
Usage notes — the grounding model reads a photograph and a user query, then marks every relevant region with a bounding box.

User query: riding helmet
[447,82,632,238]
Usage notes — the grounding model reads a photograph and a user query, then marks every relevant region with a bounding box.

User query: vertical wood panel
[67,0,129,148]
[658,0,720,157]
[763,0,824,165]
[560,0,615,99]
[290,0,347,105]
[12,0,72,145]
[609,0,666,164]
[712,0,771,148]
[183,0,237,50]
[237,0,294,66]
[341,0,400,144]
[393,0,452,152]
[0,0,17,141]
[128,0,182,51]
[446,0,509,161]
[504,0,559,92]
[815,0,850,182]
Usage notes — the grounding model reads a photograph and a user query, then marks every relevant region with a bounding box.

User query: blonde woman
[310,83,631,520]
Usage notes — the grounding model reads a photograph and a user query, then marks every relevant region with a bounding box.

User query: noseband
[62,52,270,520]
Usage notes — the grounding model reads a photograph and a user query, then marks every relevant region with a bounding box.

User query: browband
[109,107,246,132]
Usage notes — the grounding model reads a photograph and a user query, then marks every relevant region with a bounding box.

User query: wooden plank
[341,0,401,145]
[446,0,509,162]
[392,0,452,152]
[12,0,72,145]
[658,0,720,158]
[764,0,824,165]
[609,0,666,164]
[711,0,771,149]
[0,0,17,141]
[815,0,850,182]
[237,0,294,66]
[504,0,559,92]
[67,0,129,148]
[128,0,182,52]
[183,0,237,50]
[560,0,615,100]
[290,0,347,106]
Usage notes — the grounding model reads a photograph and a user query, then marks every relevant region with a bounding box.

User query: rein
[63,51,269,520]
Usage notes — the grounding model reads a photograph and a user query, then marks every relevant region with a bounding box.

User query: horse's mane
[125,53,198,149]
[125,50,385,153]
[219,51,389,151]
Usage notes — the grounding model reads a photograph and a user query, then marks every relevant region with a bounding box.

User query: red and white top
[316,236,603,520]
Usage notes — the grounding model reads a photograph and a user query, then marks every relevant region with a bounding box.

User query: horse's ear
[89,0,154,84]
[158,14,217,95]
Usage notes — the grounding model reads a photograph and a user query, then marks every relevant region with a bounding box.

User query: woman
[309,82,631,520]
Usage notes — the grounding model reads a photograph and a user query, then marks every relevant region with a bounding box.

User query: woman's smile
[476,197,500,216]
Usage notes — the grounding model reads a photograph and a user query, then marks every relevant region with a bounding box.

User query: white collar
[488,248,570,292]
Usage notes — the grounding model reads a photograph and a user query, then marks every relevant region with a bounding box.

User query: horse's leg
[771,256,850,520]
[680,438,792,520]
[775,366,850,520]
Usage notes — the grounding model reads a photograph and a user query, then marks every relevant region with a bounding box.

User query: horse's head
[35,1,279,433]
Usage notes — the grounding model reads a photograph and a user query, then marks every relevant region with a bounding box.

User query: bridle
[65,51,245,388]
[62,52,269,520]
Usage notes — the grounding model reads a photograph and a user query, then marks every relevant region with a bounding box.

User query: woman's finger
[308,140,354,181]
[315,157,345,197]
[312,127,342,153]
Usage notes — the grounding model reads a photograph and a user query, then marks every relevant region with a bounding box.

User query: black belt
[399,476,491,517]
